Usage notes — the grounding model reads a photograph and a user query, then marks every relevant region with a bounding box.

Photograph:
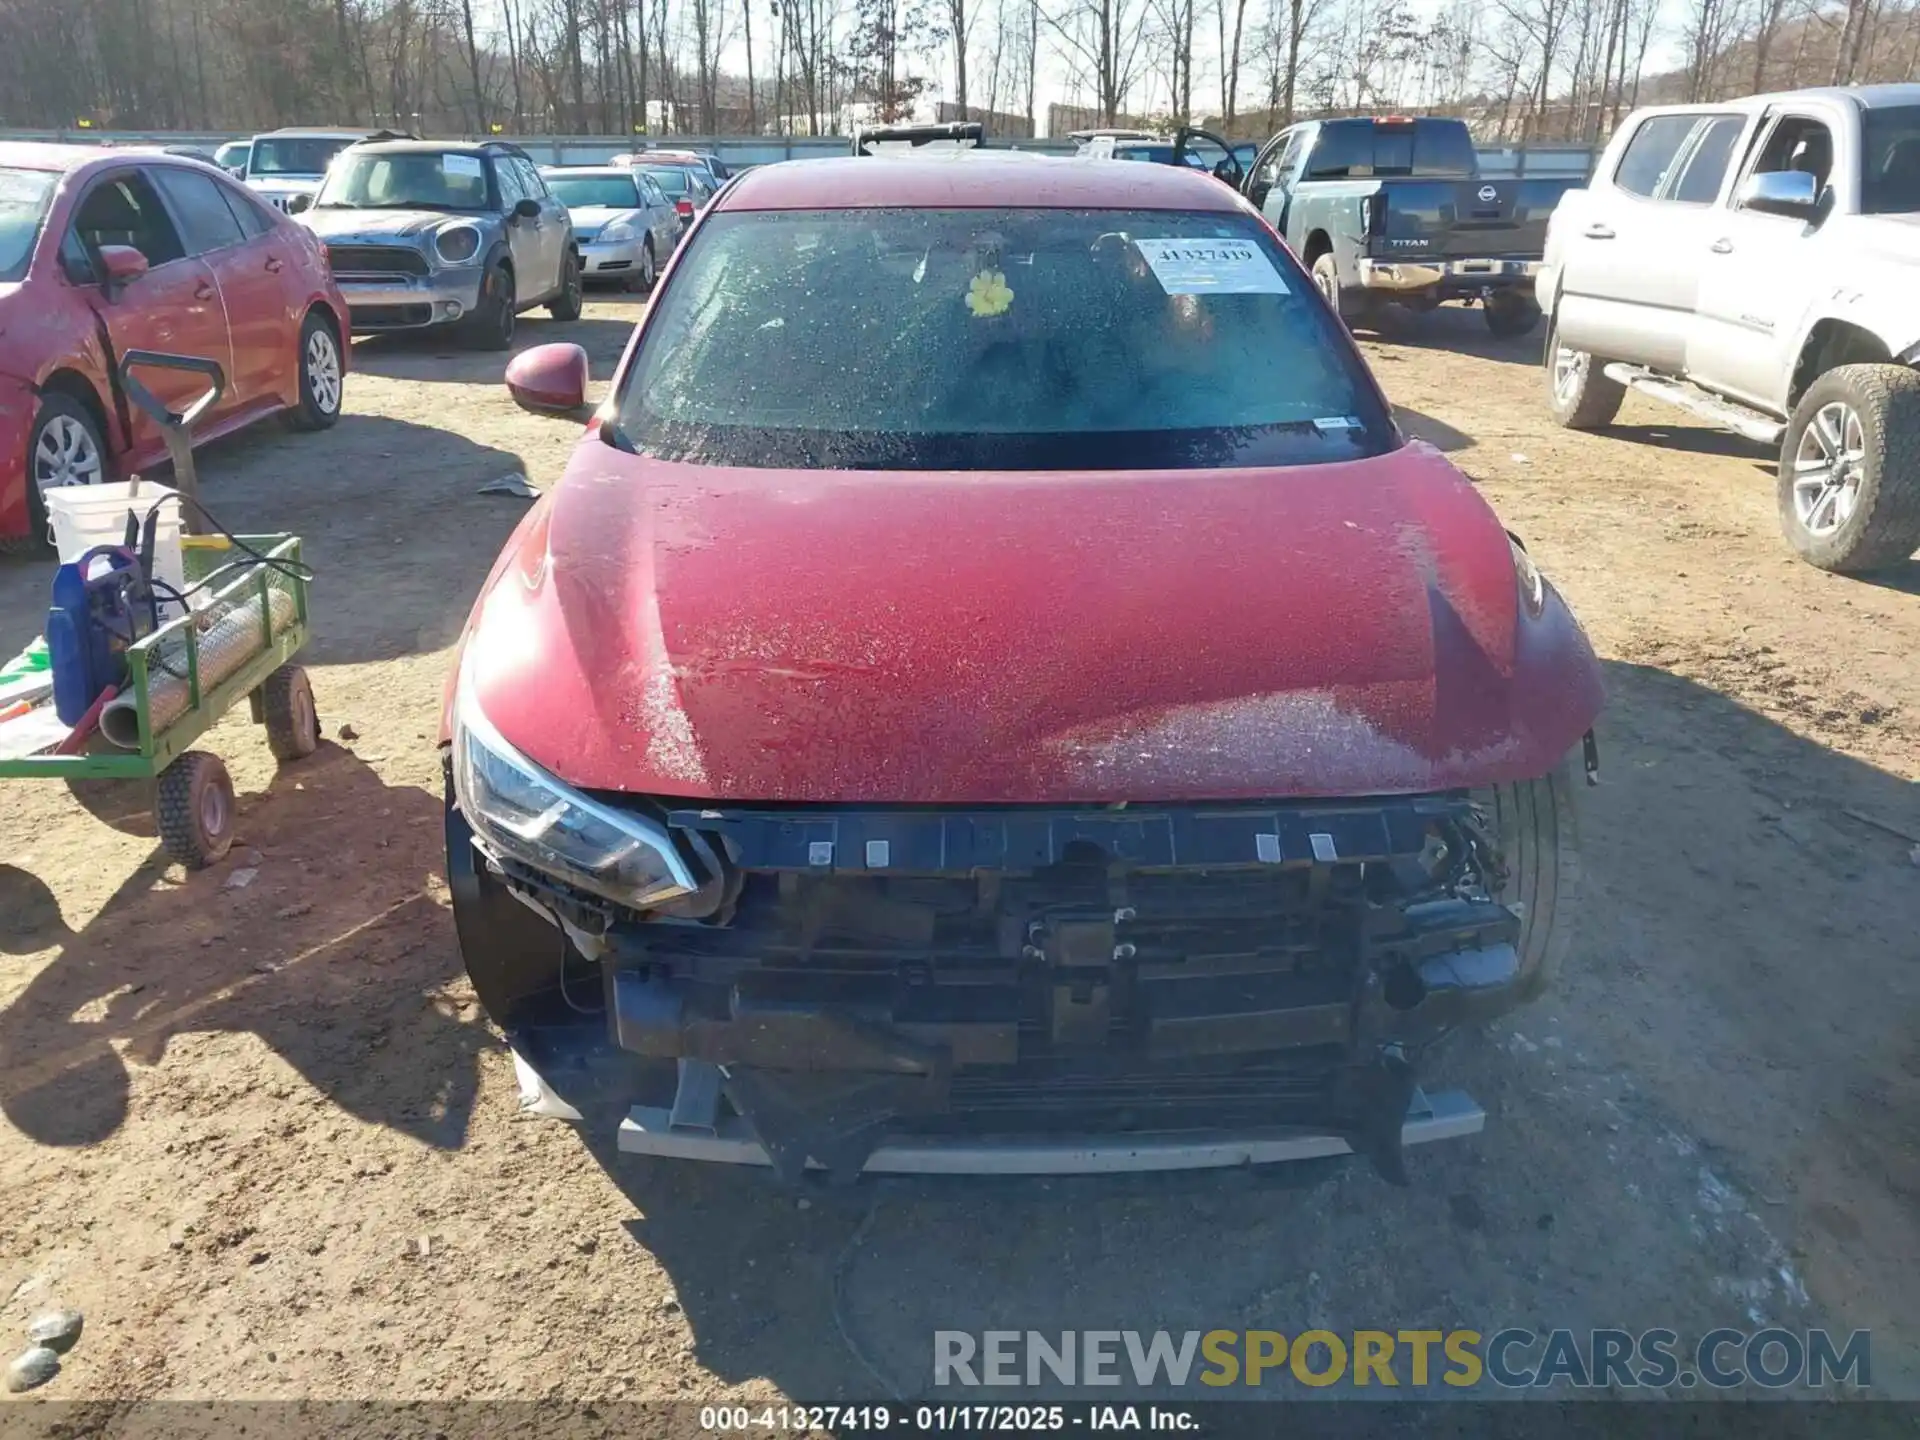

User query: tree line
[2,0,1917,144]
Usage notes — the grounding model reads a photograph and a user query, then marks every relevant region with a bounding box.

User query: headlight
[599,218,638,243]
[434,223,482,265]
[451,673,698,908]
[1509,534,1546,617]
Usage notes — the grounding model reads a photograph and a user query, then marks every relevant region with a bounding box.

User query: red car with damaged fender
[0,144,347,547]
[445,151,1604,1184]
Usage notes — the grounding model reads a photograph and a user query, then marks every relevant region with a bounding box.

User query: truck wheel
[1310,253,1355,329]
[155,751,237,870]
[1778,363,1920,573]
[1485,294,1541,339]
[1545,321,1624,429]
[1474,756,1582,1001]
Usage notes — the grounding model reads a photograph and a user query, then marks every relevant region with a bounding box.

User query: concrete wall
[1,129,1598,177]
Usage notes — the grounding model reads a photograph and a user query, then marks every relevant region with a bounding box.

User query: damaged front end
[447,745,1537,1185]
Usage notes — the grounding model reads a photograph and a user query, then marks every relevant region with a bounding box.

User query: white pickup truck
[1537,84,1920,573]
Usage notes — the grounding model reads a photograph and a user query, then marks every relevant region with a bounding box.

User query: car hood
[298,208,465,242]
[458,441,1604,803]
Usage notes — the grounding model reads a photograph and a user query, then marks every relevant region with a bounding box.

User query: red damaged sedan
[445,150,1604,1183]
[0,144,347,547]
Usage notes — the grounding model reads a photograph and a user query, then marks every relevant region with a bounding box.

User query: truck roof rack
[850,121,986,156]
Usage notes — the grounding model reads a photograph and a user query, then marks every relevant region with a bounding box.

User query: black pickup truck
[1242,116,1582,337]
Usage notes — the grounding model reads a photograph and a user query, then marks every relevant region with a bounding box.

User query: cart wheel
[155,751,236,870]
[260,664,320,763]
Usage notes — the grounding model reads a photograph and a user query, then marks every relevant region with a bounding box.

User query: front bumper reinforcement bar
[613,1083,1484,1177]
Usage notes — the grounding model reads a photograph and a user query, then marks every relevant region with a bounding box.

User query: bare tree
[1042,0,1151,122]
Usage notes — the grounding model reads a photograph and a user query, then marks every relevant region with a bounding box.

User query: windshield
[547,174,641,209]
[315,151,493,211]
[618,207,1392,471]
[646,167,694,196]
[0,167,57,281]
[250,136,357,177]
[1861,105,1920,214]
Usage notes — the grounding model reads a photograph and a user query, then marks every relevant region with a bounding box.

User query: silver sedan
[540,165,680,291]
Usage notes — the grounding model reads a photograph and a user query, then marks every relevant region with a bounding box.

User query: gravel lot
[1,298,1916,1411]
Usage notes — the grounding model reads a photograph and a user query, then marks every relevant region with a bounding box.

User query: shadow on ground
[1601,422,1772,466]
[1360,305,1545,367]
[516,658,1920,1402]
[351,317,639,386]
[0,745,490,1150]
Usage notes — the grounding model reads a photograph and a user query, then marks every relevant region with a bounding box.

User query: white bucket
[46,482,190,619]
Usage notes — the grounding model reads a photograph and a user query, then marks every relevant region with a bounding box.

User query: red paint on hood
[460,440,1603,802]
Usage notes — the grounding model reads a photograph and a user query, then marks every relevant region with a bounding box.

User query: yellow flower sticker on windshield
[966,270,1013,317]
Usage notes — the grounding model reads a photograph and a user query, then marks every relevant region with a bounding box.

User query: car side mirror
[285,193,314,216]
[227,165,248,180]
[514,198,542,221]
[505,343,590,414]
[1739,169,1820,218]
[97,244,149,297]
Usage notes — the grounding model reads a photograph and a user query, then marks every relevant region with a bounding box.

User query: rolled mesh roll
[100,584,299,750]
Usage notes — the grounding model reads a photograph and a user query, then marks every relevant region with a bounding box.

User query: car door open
[68,170,235,461]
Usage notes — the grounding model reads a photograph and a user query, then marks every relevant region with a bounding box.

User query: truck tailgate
[1369,178,1579,261]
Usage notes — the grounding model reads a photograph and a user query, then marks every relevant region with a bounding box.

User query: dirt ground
[1,298,1917,1414]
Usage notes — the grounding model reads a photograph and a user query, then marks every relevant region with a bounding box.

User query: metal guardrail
[2,127,1598,178]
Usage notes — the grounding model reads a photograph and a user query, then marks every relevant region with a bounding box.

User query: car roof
[715,152,1245,213]
[345,139,504,158]
[255,128,383,139]
[0,142,240,176]
[541,166,636,179]
[1761,82,1920,110]
[0,142,108,172]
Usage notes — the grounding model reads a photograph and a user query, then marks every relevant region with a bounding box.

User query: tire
[465,262,516,351]
[14,392,108,554]
[1777,363,1920,574]
[1485,294,1542,339]
[626,239,657,293]
[259,664,320,762]
[284,311,344,432]
[548,250,584,321]
[155,750,237,870]
[1545,319,1624,429]
[1474,756,1582,1002]
[1310,252,1354,329]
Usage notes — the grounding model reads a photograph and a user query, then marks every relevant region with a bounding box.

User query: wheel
[1474,756,1582,1002]
[548,251,584,321]
[1545,319,1624,429]
[1485,294,1542,339]
[1778,363,1920,573]
[284,311,344,432]
[626,240,657,293]
[155,751,236,869]
[1310,253,1353,328]
[14,393,107,554]
[465,263,516,351]
[259,664,320,762]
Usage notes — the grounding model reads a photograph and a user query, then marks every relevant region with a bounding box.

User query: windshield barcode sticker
[442,153,485,179]
[1132,238,1290,295]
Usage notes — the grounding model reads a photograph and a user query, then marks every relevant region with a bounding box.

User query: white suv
[1537,85,1920,573]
